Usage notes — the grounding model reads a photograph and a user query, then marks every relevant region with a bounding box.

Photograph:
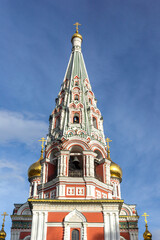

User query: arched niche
[73,113,80,123]
[69,145,83,177]
[94,150,104,182]
[48,149,58,181]
[63,209,87,240]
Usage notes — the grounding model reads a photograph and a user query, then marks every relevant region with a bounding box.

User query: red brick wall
[47,227,63,240]
[87,227,104,240]
[48,212,68,222]
[82,212,104,222]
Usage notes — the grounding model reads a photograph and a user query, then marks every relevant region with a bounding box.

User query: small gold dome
[71,32,83,42]
[28,150,43,179]
[0,229,6,239]
[143,225,152,239]
[110,162,122,181]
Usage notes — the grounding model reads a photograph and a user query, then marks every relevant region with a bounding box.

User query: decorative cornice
[28,199,124,204]
[119,215,139,218]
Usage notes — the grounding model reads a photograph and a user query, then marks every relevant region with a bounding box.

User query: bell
[73,156,80,163]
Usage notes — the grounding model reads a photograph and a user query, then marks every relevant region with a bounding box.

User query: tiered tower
[11,25,139,240]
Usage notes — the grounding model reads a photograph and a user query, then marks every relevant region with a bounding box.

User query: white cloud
[0,159,26,183]
[152,229,160,240]
[0,110,48,145]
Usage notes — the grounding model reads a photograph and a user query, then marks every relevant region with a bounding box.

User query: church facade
[11,27,139,240]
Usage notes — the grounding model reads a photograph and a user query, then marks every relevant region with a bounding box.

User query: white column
[64,223,70,240]
[83,223,87,240]
[42,163,46,183]
[115,212,120,240]
[29,184,32,197]
[43,212,48,240]
[33,182,37,197]
[129,232,133,240]
[89,155,94,177]
[110,213,114,240]
[31,211,38,240]
[86,156,89,176]
[104,212,110,240]
[106,163,110,184]
[37,212,43,240]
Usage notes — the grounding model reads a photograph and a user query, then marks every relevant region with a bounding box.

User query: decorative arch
[17,202,31,216]
[46,145,60,158]
[23,236,31,240]
[64,209,86,222]
[120,203,133,216]
[90,144,106,158]
[120,237,126,240]
[64,139,90,151]
[63,209,87,240]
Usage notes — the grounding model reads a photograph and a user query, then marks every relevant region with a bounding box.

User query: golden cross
[106,137,112,150]
[1,212,8,224]
[142,212,149,224]
[38,137,46,150]
[73,22,81,33]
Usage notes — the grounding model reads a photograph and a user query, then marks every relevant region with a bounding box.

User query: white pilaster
[83,223,87,240]
[37,212,43,240]
[104,212,110,240]
[110,213,114,240]
[42,163,46,184]
[31,211,38,240]
[115,212,120,240]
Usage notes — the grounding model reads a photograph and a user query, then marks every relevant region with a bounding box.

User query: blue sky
[0,0,159,239]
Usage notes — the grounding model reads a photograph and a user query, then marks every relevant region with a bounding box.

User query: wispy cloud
[0,110,48,145]
[152,229,160,240]
[0,158,26,184]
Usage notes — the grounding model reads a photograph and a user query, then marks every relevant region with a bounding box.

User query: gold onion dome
[71,32,83,41]
[143,224,152,240]
[28,150,44,179]
[0,229,6,239]
[110,161,123,182]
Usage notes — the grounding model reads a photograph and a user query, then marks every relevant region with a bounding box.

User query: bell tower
[11,25,139,240]
[38,23,114,202]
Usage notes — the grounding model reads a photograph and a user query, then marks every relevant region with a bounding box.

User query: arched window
[69,146,83,177]
[75,81,79,86]
[89,98,92,104]
[55,116,60,127]
[73,113,79,123]
[74,94,79,101]
[72,229,79,240]
[93,117,98,129]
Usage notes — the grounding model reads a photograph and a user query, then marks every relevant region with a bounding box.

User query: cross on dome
[106,137,112,150]
[38,137,46,150]
[1,212,8,224]
[142,212,149,224]
[73,22,81,33]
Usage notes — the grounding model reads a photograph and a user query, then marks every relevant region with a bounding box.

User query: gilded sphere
[0,230,6,239]
[143,231,152,239]
[28,154,43,179]
[110,162,122,181]
[71,33,83,42]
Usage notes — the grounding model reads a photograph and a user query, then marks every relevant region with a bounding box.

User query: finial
[106,137,112,160]
[142,213,152,240]
[73,22,81,33]
[38,137,46,158]
[1,212,8,228]
[142,212,149,224]
[0,212,8,239]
